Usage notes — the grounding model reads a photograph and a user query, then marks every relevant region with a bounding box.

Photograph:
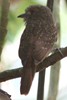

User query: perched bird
[18,5,57,95]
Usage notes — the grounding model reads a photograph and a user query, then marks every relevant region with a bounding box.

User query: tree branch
[0,47,67,82]
[47,0,54,11]
[0,0,10,56]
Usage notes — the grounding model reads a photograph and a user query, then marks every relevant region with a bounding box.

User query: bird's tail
[20,57,36,95]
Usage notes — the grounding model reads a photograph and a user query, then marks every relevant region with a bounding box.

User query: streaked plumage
[18,5,57,95]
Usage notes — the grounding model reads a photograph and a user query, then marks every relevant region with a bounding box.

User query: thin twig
[47,0,54,11]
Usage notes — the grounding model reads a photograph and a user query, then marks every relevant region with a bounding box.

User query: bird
[18,5,57,95]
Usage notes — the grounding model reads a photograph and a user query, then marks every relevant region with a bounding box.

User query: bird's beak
[18,13,26,18]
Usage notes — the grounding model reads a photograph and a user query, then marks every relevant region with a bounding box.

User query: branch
[47,0,54,11]
[0,0,10,56]
[0,47,67,82]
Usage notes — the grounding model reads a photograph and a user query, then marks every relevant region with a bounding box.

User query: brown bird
[18,5,57,95]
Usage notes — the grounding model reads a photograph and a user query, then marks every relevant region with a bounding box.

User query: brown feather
[18,5,57,95]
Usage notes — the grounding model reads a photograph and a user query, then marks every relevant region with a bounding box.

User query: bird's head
[18,5,52,23]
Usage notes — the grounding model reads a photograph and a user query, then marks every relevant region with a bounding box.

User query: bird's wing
[33,32,57,64]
